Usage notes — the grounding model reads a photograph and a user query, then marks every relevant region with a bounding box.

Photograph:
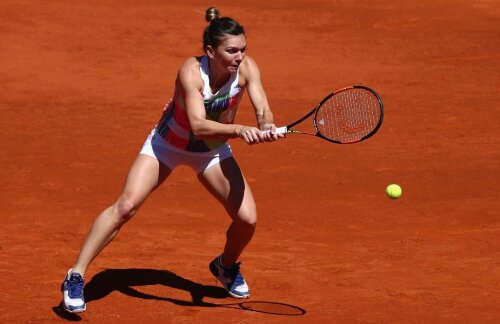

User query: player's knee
[236,208,257,229]
[114,196,139,224]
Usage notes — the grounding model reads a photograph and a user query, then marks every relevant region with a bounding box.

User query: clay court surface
[1,0,499,322]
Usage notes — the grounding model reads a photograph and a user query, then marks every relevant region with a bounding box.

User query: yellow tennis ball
[386,184,402,199]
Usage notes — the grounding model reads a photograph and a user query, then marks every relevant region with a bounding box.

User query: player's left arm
[242,57,283,140]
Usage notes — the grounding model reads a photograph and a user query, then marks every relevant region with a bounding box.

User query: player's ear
[206,45,215,59]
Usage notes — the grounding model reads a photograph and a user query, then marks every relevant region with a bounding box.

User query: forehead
[218,34,246,48]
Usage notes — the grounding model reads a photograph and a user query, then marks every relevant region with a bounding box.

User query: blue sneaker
[209,254,250,298]
[61,269,86,313]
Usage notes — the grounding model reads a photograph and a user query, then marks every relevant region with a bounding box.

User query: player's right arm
[178,58,263,144]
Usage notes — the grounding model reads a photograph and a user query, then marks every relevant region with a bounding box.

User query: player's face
[209,34,247,73]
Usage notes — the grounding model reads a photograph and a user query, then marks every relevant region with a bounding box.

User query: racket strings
[315,88,381,143]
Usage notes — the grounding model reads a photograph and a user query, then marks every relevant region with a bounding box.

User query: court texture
[1,0,498,322]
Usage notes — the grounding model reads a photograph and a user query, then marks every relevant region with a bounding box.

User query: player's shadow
[53,268,306,321]
[86,268,227,305]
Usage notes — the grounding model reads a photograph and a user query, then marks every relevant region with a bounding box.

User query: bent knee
[235,210,257,228]
[113,196,140,224]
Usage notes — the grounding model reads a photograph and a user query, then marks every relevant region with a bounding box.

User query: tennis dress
[155,56,245,152]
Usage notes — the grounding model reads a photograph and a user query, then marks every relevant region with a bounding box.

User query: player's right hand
[237,126,265,145]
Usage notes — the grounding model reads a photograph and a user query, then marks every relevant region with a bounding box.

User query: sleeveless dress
[155,56,245,152]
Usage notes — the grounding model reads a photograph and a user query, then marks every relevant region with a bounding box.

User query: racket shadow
[52,268,306,319]
[218,301,307,316]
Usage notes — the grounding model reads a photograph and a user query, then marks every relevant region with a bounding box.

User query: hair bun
[205,7,219,22]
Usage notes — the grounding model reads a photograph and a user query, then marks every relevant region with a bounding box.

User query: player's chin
[228,64,239,72]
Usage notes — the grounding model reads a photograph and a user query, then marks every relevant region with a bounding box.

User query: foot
[61,269,86,313]
[209,254,250,298]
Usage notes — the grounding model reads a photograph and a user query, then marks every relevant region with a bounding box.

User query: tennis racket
[275,85,384,144]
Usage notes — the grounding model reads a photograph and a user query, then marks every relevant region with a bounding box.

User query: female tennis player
[61,7,283,313]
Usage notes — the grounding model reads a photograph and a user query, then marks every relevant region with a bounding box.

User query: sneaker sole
[63,304,86,313]
[228,290,250,299]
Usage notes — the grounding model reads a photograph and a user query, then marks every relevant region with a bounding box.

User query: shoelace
[68,275,84,297]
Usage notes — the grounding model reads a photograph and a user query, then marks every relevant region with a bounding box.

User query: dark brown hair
[202,7,245,50]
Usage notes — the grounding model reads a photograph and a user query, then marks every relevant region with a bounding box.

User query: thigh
[120,154,172,207]
[198,157,256,221]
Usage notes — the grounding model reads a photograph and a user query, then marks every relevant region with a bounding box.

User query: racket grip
[262,126,287,134]
[275,126,288,134]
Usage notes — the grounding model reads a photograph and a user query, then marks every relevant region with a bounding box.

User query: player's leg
[62,154,171,312]
[198,157,256,298]
[73,154,171,275]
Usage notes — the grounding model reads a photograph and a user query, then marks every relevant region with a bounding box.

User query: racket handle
[261,126,287,135]
[275,126,288,134]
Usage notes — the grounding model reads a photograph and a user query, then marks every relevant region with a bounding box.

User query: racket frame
[278,85,384,144]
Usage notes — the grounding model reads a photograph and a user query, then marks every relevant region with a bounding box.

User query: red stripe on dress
[164,129,189,149]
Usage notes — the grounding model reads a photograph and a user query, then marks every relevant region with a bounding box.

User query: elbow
[189,118,227,140]
[191,128,204,138]
[189,121,207,138]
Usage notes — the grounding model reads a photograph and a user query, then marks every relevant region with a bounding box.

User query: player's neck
[208,62,231,94]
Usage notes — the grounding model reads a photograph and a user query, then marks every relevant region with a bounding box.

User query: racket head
[313,85,384,144]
